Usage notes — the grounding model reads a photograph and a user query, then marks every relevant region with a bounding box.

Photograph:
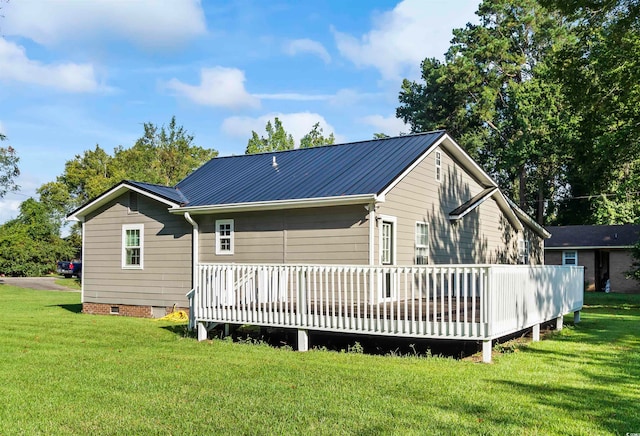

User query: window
[381,221,393,265]
[122,224,143,269]
[563,250,577,265]
[216,219,234,255]
[415,222,429,264]
[435,151,442,182]
[518,240,529,264]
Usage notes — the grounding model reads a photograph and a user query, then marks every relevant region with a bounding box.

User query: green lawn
[0,287,638,435]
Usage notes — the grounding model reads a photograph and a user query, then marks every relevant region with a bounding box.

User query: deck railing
[190,263,583,341]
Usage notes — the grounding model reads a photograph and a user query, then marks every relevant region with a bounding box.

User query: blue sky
[0,0,479,223]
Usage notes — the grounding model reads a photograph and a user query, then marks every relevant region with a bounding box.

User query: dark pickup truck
[57,260,82,278]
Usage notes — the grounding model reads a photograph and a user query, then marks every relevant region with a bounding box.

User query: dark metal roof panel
[127,180,187,205]
[449,187,496,217]
[545,224,640,248]
[176,131,445,206]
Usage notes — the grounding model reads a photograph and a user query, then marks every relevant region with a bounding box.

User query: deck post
[555,316,563,331]
[224,323,230,337]
[532,323,540,342]
[482,340,492,363]
[197,322,208,341]
[573,310,581,324]
[297,329,309,352]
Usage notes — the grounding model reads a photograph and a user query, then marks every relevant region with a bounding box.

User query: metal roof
[126,180,188,205]
[176,131,446,206]
[545,224,640,248]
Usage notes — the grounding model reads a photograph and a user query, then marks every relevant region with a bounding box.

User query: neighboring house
[545,224,640,293]
[68,131,550,317]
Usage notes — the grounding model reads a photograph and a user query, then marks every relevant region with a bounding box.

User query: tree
[627,238,640,283]
[40,117,217,227]
[0,198,74,276]
[0,134,20,198]
[300,123,335,148]
[113,116,216,186]
[245,117,295,154]
[397,0,573,224]
[373,133,390,139]
[541,0,640,224]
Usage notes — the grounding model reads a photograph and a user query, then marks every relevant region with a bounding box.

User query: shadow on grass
[51,303,83,314]
[487,296,640,435]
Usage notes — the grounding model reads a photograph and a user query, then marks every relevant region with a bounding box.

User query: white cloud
[222,112,337,146]
[0,38,99,92]
[284,39,331,63]
[3,0,206,49]
[254,93,332,101]
[0,198,22,224]
[360,115,410,136]
[333,0,478,80]
[165,67,260,110]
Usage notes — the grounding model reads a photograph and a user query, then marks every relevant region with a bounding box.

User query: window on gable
[415,222,429,265]
[216,219,234,255]
[435,151,442,182]
[122,224,144,269]
[563,250,577,265]
[518,239,529,264]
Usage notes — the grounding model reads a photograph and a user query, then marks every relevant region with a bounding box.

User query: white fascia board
[380,133,497,198]
[67,183,180,221]
[544,245,632,250]
[170,193,380,215]
[505,197,551,238]
[449,188,499,220]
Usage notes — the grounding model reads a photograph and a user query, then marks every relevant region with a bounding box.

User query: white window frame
[562,250,578,265]
[215,219,234,255]
[378,215,397,302]
[435,150,442,182]
[122,224,144,269]
[415,222,429,265]
[518,239,530,264]
[379,215,397,265]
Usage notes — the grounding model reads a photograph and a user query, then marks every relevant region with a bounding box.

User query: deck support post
[532,323,540,342]
[555,316,563,331]
[197,322,208,341]
[297,329,309,352]
[573,310,581,324]
[482,340,492,363]
[224,324,230,337]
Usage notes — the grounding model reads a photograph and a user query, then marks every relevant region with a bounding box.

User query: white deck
[188,264,583,361]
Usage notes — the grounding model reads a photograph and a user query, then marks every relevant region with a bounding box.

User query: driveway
[0,276,79,292]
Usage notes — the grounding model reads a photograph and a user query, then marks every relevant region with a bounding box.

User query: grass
[0,287,638,435]
[53,276,82,290]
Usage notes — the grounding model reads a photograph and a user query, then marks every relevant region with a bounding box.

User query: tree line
[396,0,640,226]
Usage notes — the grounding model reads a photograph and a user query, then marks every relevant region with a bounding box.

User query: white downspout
[183,212,199,289]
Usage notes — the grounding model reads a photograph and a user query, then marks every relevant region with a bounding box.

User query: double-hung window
[216,219,234,255]
[518,239,529,264]
[562,250,577,265]
[415,222,429,264]
[122,224,143,269]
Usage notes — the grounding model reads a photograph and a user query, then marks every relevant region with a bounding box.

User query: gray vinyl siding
[378,146,542,265]
[197,205,369,265]
[83,194,192,307]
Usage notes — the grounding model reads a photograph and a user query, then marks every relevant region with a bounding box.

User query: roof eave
[67,182,181,221]
[169,193,380,215]
[544,245,633,250]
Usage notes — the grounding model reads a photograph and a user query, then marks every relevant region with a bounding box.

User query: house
[69,131,582,362]
[545,224,640,293]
